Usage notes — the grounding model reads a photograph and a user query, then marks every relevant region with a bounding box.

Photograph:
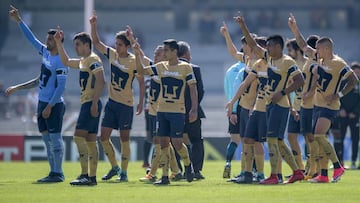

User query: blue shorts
[288,111,300,134]
[228,105,241,134]
[148,114,157,137]
[239,107,250,137]
[300,107,313,135]
[76,101,102,134]
[101,99,134,130]
[312,106,338,133]
[266,104,289,139]
[244,110,267,142]
[157,112,185,138]
[37,101,65,133]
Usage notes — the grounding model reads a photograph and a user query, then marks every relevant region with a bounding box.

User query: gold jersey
[239,58,259,110]
[265,54,302,108]
[105,47,151,106]
[292,58,307,111]
[301,58,318,109]
[78,53,104,104]
[144,61,196,113]
[148,76,161,116]
[314,55,353,110]
[251,59,269,112]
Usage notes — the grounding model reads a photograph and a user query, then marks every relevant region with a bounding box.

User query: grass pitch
[0,161,359,203]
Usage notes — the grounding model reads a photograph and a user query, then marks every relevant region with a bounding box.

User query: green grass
[0,161,359,203]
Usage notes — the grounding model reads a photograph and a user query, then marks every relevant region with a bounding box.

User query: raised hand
[132,38,141,55]
[125,25,135,42]
[234,15,245,25]
[9,5,21,23]
[54,26,64,43]
[219,21,228,36]
[89,10,97,25]
[5,86,18,96]
[288,13,297,31]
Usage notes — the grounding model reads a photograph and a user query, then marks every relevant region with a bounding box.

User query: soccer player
[90,11,148,182]
[336,62,360,169]
[139,45,182,183]
[226,37,268,184]
[54,29,106,186]
[8,5,68,183]
[236,15,305,184]
[288,14,358,183]
[177,41,206,180]
[285,39,306,172]
[134,39,197,185]
[287,30,321,180]
[221,21,265,181]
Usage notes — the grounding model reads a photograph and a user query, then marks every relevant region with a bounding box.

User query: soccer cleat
[139,174,157,183]
[277,174,283,184]
[227,172,244,182]
[102,166,121,180]
[87,176,97,186]
[259,174,278,185]
[304,173,318,181]
[332,167,345,183]
[253,173,266,182]
[235,172,253,184]
[308,175,329,183]
[184,164,194,182]
[223,164,231,179]
[284,170,304,184]
[170,172,183,181]
[194,172,205,180]
[117,172,128,182]
[70,174,92,186]
[153,176,170,186]
[37,172,65,183]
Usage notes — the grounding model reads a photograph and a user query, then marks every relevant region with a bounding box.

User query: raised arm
[234,15,265,59]
[288,13,316,59]
[89,10,107,55]
[9,5,44,52]
[5,75,40,96]
[54,28,80,68]
[220,22,243,60]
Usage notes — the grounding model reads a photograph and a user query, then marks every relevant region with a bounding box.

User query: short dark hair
[351,61,360,70]
[267,34,284,49]
[73,32,92,50]
[115,31,131,46]
[163,39,179,52]
[286,38,303,55]
[306,35,319,49]
[48,29,64,43]
[255,37,267,48]
[317,37,333,48]
[177,41,190,57]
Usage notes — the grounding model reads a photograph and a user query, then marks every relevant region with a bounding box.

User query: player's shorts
[148,114,157,137]
[101,99,133,130]
[37,101,65,133]
[228,105,241,134]
[312,106,339,133]
[239,107,250,137]
[244,110,267,142]
[266,103,289,139]
[300,107,313,135]
[76,100,102,134]
[288,111,300,134]
[157,112,185,138]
